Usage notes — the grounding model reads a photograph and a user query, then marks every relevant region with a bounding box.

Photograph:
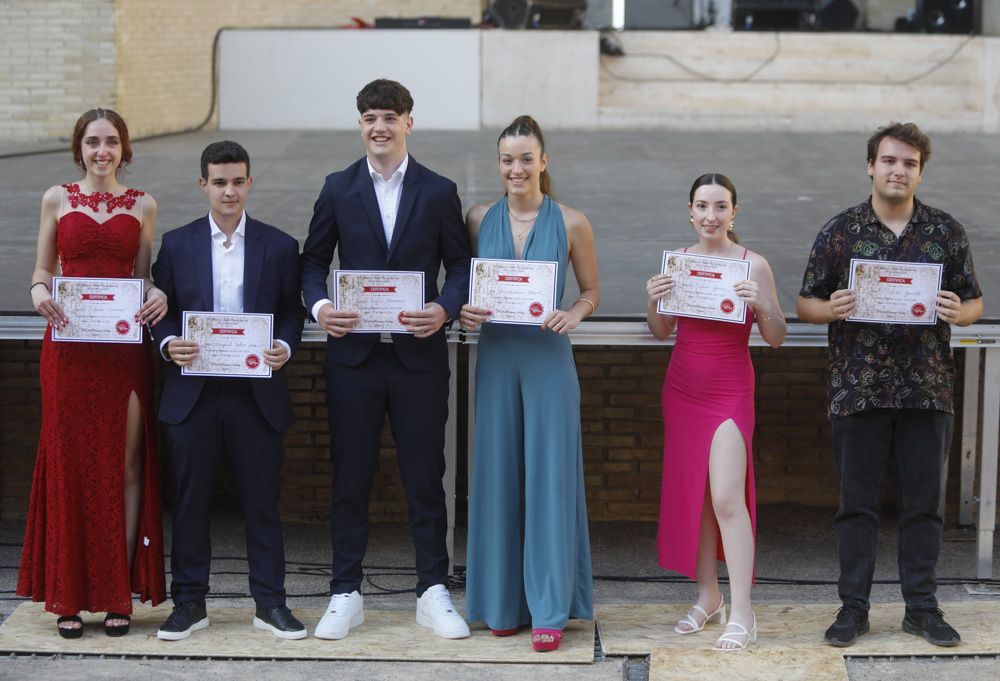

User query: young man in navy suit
[152,141,307,640]
[301,79,472,640]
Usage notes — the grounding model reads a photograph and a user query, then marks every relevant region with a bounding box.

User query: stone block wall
[0,0,117,148]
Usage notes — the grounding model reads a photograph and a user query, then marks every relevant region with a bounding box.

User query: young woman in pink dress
[19,109,167,638]
[646,174,785,651]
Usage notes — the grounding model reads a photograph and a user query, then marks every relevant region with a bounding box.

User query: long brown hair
[689,173,739,245]
[497,115,552,196]
[71,108,132,175]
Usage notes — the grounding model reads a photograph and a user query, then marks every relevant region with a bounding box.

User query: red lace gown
[17,184,166,615]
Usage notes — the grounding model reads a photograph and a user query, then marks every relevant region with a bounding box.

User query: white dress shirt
[210,210,246,314]
[310,154,410,323]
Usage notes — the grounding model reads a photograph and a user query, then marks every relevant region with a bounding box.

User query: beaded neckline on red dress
[62,183,144,213]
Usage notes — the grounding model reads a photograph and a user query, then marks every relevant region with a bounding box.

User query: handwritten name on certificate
[181,312,273,378]
[334,270,425,333]
[848,259,943,325]
[656,251,751,324]
[52,277,144,343]
[469,258,558,326]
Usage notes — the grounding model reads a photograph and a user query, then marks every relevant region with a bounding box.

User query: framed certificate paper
[469,258,558,326]
[334,270,425,333]
[181,312,273,378]
[51,277,144,343]
[656,251,751,324]
[847,259,943,325]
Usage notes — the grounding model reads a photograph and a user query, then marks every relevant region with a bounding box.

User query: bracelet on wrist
[576,297,596,315]
[30,281,49,294]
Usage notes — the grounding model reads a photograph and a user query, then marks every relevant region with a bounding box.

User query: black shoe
[104,612,131,637]
[253,605,308,640]
[824,605,869,647]
[157,601,209,641]
[902,607,961,647]
[57,615,83,639]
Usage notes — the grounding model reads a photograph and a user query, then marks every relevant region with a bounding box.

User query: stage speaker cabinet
[817,0,858,31]
[374,16,472,28]
[734,0,817,31]
[488,0,586,29]
[920,0,975,34]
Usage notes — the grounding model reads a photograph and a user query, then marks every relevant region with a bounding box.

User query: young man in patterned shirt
[798,122,983,648]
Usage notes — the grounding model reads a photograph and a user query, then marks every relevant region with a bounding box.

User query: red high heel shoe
[531,628,562,652]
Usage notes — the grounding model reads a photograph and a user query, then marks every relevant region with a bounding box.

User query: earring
[690,217,694,224]
[728,220,735,231]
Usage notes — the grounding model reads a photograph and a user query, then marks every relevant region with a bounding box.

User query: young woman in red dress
[18,109,167,638]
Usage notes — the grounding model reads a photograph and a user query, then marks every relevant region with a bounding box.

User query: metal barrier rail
[3,316,997,579]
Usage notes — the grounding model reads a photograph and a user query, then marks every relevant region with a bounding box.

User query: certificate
[181,312,273,378]
[656,251,751,324]
[469,258,558,326]
[848,259,943,325]
[51,277,144,343]
[334,270,425,333]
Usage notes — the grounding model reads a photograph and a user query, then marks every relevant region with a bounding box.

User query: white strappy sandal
[713,612,757,651]
[674,596,726,635]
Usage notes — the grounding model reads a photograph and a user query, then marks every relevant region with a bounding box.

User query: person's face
[689,184,737,243]
[359,108,412,163]
[867,136,922,205]
[497,134,547,197]
[200,162,252,221]
[80,118,123,180]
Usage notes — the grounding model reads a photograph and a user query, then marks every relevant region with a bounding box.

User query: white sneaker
[416,584,470,639]
[314,591,364,640]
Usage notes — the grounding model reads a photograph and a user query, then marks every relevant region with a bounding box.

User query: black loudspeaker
[920,0,975,34]
[733,0,816,31]
[817,0,859,30]
[374,17,472,28]
[487,0,586,29]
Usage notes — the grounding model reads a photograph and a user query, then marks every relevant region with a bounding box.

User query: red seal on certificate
[529,302,544,318]
[115,320,131,335]
[911,303,926,318]
[720,299,735,314]
[245,354,261,369]
[398,311,406,326]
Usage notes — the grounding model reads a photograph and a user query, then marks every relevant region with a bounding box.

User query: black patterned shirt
[800,197,981,419]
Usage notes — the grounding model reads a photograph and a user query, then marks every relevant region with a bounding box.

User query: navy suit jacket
[152,215,306,433]
[300,156,471,372]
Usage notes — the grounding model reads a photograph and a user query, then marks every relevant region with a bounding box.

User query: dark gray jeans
[831,408,953,611]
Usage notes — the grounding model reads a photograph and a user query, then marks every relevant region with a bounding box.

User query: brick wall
[0,0,117,148]
[3,339,995,527]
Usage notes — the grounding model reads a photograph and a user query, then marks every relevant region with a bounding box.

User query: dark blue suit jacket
[300,156,471,372]
[152,215,306,433]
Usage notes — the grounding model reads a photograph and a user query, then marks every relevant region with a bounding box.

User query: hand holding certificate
[656,251,751,324]
[468,258,558,326]
[334,270,425,333]
[52,277,144,343]
[181,312,274,378]
[847,259,943,325]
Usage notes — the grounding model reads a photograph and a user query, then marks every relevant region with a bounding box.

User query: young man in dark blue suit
[301,79,472,640]
[152,141,307,640]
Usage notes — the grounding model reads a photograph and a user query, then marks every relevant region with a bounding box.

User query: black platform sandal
[104,612,131,637]
[57,615,83,639]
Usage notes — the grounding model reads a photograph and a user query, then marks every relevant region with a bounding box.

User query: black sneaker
[157,601,209,641]
[824,605,869,647]
[253,605,308,640]
[902,607,961,647]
